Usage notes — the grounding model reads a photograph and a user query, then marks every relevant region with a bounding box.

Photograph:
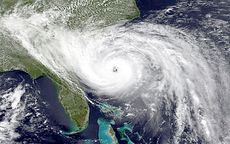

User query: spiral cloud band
[2,13,230,143]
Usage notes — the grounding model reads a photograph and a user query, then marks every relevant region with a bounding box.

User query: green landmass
[0,32,89,132]
[0,0,140,28]
[0,0,140,133]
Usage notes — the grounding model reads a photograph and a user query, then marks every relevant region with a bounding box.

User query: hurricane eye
[113,66,118,72]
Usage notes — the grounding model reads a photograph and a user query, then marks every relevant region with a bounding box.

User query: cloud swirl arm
[2,14,230,143]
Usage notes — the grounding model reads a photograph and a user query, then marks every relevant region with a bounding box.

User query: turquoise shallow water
[97,117,138,144]
[117,123,134,144]
[97,118,117,144]
[0,0,229,143]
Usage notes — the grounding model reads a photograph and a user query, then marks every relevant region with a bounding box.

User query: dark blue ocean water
[136,0,176,16]
[0,70,109,143]
[1,0,229,143]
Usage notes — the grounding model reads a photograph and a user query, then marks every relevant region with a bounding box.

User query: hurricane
[1,2,230,143]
